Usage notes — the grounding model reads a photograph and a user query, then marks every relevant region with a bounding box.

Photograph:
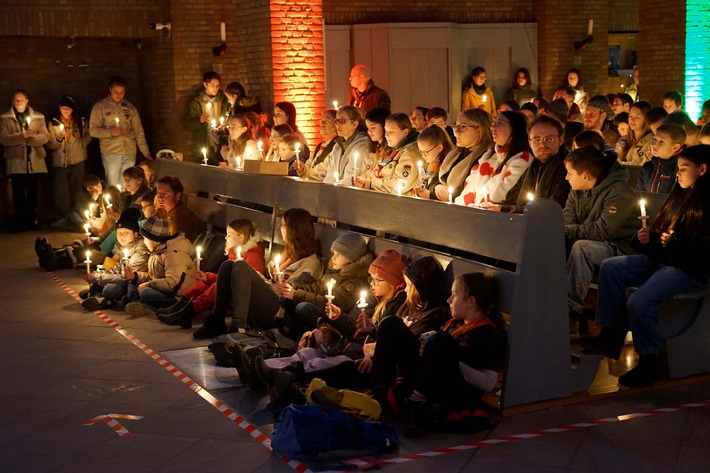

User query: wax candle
[257,140,263,158]
[202,148,208,165]
[211,119,217,129]
[353,151,359,173]
[84,210,90,221]
[333,100,338,109]
[84,250,91,274]
[89,203,95,215]
[274,253,281,273]
[237,246,242,260]
[236,156,242,170]
[206,102,212,111]
[104,194,112,209]
[116,184,122,192]
[123,249,129,261]
[195,246,202,270]
[640,199,648,228]
[482,95,487,103]
[84,223,90,238]
[357,290,368,308]
[587,19,594,35]
[59,123,65,133]
[219,116,225,126]
[114,117,119,126]
[26,116,31,127]
[527,192,534,202]
[327,279,335,297]
[334,171,340,184]
[448,186,453,203]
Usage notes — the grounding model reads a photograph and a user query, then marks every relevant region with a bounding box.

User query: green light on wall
[685,1,710,122]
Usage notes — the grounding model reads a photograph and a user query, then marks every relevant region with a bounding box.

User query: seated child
[564,146,637,335]
[124,215,198,317]
[157,218,266,329]
[637,123,685,193]
[52,173,102,230]
[121,166,151,209]
[278,134,301,176]
[81,208,149,311]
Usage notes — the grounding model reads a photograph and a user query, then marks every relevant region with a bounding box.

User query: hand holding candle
[527,192,535,202]
[448,186,454,203]
[639,199,648,228]
[325,279,336,318]
[353,152,359,174]
[122,249,129,262]
[357,289,368,309]
[104,194,112,209]
[196,245,202,270]
[84,223,91,238]
[273,253,284,282]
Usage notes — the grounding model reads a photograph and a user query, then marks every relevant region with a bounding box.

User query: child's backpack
[192,230,227,273]
[271,404,398,462]
[305,378,382,421]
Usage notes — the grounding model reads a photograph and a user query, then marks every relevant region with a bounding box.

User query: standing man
[348,64,391,114]
[186,71,229,165]
[90,76,152,187]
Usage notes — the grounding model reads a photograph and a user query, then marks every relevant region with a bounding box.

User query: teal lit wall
[685,0,710,122]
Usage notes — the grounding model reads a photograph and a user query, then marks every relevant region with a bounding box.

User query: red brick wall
[638,0,686,106]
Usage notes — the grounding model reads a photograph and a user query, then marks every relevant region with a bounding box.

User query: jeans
[567,240,624,314]
[596,255,704,355]
[139,287,176,308]
[102,154,135,187]
[90,282,127,300]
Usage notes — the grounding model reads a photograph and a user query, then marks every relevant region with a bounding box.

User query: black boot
[158,301,195,329]
[578,326,627,359]
[156,295,190,316]
[192,313,228,339]
[231,344,253,387]
[403,398,430,439]
[618,353,662,387]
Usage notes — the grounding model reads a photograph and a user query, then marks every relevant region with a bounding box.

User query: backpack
[271,404,398,462]
[192,230,227,274]
[208,329,298,366]
[305,378,382,421]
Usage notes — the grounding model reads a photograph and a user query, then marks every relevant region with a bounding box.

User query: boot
[192,314,228,340]
[230,344,266,388]
[157,301,194,329]
[245,346,266,390]
[618,353,662,387]
[156,295,190,316]
[578,326,627,359]
[253,355,279,388]
[403,398,430,439]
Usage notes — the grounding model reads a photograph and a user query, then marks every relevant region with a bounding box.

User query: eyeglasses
[334,118,354,125]
[453,123,479,133]
[367,276,385,285]
[491,120,511,128]
[431,120,447,128]
[529,136,559,145]
[419,145,437,156]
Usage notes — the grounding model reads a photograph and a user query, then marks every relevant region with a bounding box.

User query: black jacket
[504,147,570,213]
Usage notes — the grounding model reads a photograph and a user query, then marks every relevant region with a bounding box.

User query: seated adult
[542,98,582,151]
[154,175,206,242]
[616,101,653,166]
[121,166,151,210]
[409,106,429,133]
[584,96,620,149]
[323,105,369,185]
[296,109,338,181]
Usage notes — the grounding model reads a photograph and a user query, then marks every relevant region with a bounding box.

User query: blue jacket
[637,155,678,194]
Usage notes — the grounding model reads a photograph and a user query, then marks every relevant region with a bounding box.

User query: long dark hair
[512,67,532,90]
[275,101,299,131]
[652,144,710,237]
[282,208,319,260]
[456,272,504,329]
[495,111,532,173]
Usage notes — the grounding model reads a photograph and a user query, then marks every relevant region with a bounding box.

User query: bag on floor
[208,329,297,366]
[192,230,227,274]
[305,378,382,421]
[271,404,398,461]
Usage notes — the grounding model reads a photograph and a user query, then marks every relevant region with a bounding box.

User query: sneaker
[81,297,103,311]
[618,354,662,387]
[125,301,157,318]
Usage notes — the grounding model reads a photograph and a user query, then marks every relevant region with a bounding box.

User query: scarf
[473,84,487,96]
[442,314,495,340]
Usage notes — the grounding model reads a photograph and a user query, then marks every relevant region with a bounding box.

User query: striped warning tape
[84,414,144,437]
[46,272,313,473]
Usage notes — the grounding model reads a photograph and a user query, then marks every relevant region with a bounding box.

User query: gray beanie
[140,215,173,243]
[331,233,368,263]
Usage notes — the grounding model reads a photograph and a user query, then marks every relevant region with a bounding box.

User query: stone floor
[1,228,709,473]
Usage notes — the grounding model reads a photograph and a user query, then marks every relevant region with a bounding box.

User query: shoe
[124,301,157,318]
[82,297,102,311]
[79,288,91,300]
[578,326,627,359]
[156,295,190,316]
[618,354,662,387]
[157,301,194,329]
[253,355,279,388]
[403,398,430,439]
[230,344,253,387]
[245,346,266,390]
[269,371,297,405]
[41,243,58,271]
[192,315,228,340]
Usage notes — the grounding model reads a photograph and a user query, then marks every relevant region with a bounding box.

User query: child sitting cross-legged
[157,218,266,329]
[81,207,149,311]
[124,215,198,317]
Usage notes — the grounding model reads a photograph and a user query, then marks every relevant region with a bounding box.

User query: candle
[206,102,212,111]
[220,22,226,42]
[84,210,90,221]
[397,180,405,196]
[89,203,95,215]
[448,186,454,203]
[202,147,208,165]
[196,245,202,270]
[26,116,31,127]
[219,116,225,126]
[236,156,242,170]
[333,100,338,109]
[114,117,119,126]
[83,223,90,238]
[527,192,534,202]
[59,123,65,133]
[122,249,129,262]
[274,253,281,273]
[587,19,594,36]
[482,95,487,103]
[257,140,264,158]
[211,119,217,129]
[418,160,424,177]
[84,250,91,275]
[357,290,368,309]
[327,279,335,297]
[334,171,340,184]
[353,151,359,173]
[104,194,112,209]
[295,143,301,163]
[236,246,242,260]
[639,199,648,228]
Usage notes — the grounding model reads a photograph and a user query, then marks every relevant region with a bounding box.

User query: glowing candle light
[274,253,281,273]
[219,116,225,126]
[205,102,212,111]
[527,192,534,202]
[84,250,91,275]
[26,116,32,127]
[353,152,359,173]
[211,119,217,129]
[448,186,454,203]
[418,160,424,177]
[104,194,112,209]
[358,290,368,308]
[59,123,65,133]
[333,100,338,109]
[84,223,90,238]
[84,209,90,221]
[639,199,648,228]
[327,279,335,297]
[202,147,208,165]
[257,140,263,158]
[236,156,242,170]
[114,117,119,126]
[482,95,487,103]
[89,203,95,215]
[196,245,202,270]
[236,246,242,260]
[122,249,129,262]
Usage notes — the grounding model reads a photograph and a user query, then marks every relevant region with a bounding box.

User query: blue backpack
[271,404,398,461]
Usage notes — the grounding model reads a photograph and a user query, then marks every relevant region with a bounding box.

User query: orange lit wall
[270,0,326,146]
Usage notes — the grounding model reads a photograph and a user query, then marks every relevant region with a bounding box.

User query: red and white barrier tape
[84,413,144,437]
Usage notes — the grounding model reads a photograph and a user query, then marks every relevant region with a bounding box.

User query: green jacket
[185,90,229,160]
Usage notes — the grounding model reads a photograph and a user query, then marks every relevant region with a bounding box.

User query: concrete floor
[1,228,709,473]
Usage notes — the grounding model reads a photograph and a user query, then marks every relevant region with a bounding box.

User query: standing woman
[456,111,532,208]
[274,101,310,160]
[564,68,588,113]
[46,94,92,221]
[413,125,454,199]
[580,145,710,386]
[461,67,497,118]
[429,109,494,202]
[505,68,536,106]
[0,90,50,232]
[617,101,653,166]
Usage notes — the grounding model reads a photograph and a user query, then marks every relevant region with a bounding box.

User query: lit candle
[236,156,242,170]
[117,184,123,192]
[202,147,208,165]
[83,223,91,238]
[89,203,95,215]
[639,199,648,228]
[334,171,340,184]
[84,209,90,221]
[59,123,65,133]
[257,140,264,158]
[84,250,91,275]
[211,119,217,129]
[333,100,338,109]
[122,249,129,262]
[196,245,202,270]
[206,102,212,112]
[219,116,225,126]
[114,117,119,126]
[527,192,534,202]
[327,279,334,297]
[448,186,454,203]
[357,290,368,309]
[274,253,281,273]
[482,95,487,103]
[418,160,424,177]
[26,116,31,127]
[295,143,301,163]
[353,151,359,173]
[236,246,242,260]
[104,194,112,209]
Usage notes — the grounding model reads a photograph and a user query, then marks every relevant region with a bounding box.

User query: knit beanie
[545,99,569,124]
[140,215,173,243]
[60,94,77,110]
[331,233,368,263]
[116,207,141,233]
[369,249,407,286]
[587,96,615,121]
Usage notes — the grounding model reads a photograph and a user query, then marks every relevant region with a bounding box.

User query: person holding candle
[219,114,259,169]
[563,146,638,336]
[413,125,454,199]
[46,94,93,220]
[272,101,310,160]
[505,67,537,107]
[323,105,369,185]
[295,109,338,181]
[276,134,302,176]
[616,101,653,166]
[455,111,532,209]
[89,76,151,187]
[81,208,149,311]
[580,145,710,387]
[185,71,229,165]
[193,208,323,339]
[158,218,266,328]
[356,107,391,186]
[0,89,50,232]
[461,67,496,118]
[59,173,103,231]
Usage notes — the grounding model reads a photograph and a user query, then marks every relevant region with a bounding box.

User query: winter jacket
[364,134,421,195]
[282,253,324,284]
[563,157,638,254]
[505,86,536,107]
[0,107,49,175]
[323,131,370,184]
[46,115,92,168]
[398,256,451,337]
[293,252,374,313]
[298,135,337,181]
[89,96,150,158]
[185,89,230,157]
[503,147,571,213]
[618,132,653,166]
[92,239,149,287]
[637,156,678,194]
[165,201,206,243]
[456,147,532,206]
[461,86,497,117]
[443,320,506,372]
[430,144,488,201]
[135,233,198,294]
[349,80,391,114]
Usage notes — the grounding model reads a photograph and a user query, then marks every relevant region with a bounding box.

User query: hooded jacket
[93,238,150,287]
[0,107,49,175]
[323,131,370,184]
[563,155,638,254]
[135,233,199,294]
[637,155,678,194]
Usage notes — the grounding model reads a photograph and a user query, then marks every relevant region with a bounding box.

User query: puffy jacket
[0,107,49,175]
[93,239,150,287]
[323,131,370,184]
[135,233,198,294]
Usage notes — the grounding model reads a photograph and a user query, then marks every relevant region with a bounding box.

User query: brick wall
[638,0,686,106]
